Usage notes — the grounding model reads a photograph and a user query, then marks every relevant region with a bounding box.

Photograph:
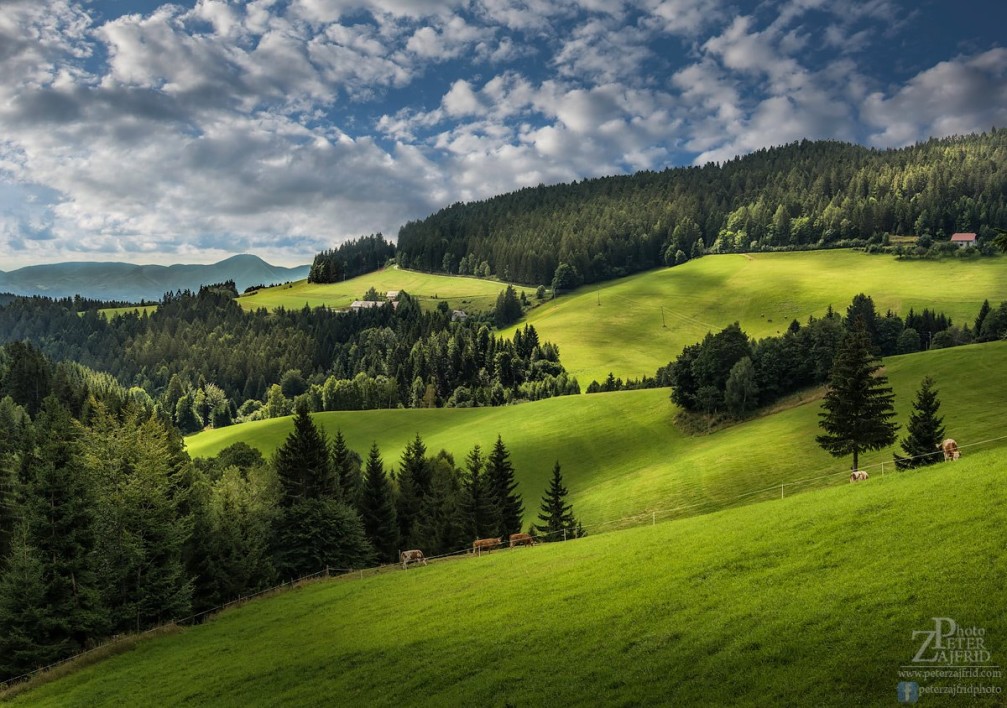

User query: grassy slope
[506,250,1007,384]
[235,267,535,313]
[15,448,1006,707]
[187,341,1007,529]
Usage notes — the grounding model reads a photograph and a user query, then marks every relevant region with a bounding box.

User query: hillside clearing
[506,250,1007,384]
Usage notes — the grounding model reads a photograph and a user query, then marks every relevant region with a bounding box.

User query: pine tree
[894,377,946,469]
[274,403,335,506]
[533,462,583,542]
[358,443,398,562]
[412,454,468,556]
[460,445,500,540]
[817,319,899,471]
[486,435,523,539]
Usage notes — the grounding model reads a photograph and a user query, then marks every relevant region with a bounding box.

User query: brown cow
[941,438,961,461]
[472,537,502,555]
[509,532,536,548]
[849,469,869,483]
[400,549,427,569]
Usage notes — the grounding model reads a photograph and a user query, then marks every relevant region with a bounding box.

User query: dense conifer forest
[0,283,578,434]
[396,132,1007,286]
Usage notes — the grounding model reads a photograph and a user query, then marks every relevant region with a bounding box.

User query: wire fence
[2,432,1004,693]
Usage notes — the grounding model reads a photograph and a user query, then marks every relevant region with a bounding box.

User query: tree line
[0,358,584,681]
[307,233,395,284]
[0,285,579,436]
[396,131,1007,287]
[647,294,1005,421]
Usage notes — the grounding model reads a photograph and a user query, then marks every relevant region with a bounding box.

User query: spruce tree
[0,526,49,680]
[894,377,946,469]
[533,462,583,542]
[395,434,430,547]
[359,442,399,562]
[486,435,523,539]
[274,403,335,505]
[460,445,500,539]
[331,430,362,505]
[817,319,899,471]
[412,454,468,556]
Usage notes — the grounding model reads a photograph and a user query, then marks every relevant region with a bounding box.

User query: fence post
[652,511,656,526]
[881,461,885,476]
[781,483,784,499]
[563,529,567,542]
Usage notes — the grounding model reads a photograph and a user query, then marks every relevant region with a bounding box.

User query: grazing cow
[472,537,502,555]
[849,469,869,483]
[400,549,427,569]
[509,532,536,548]
[941,438,961,461]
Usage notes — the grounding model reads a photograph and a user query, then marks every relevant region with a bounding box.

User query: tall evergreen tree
[395,434,430,547]
[460,445,500,539]
[0,526,49,680]
[486,435,523,539]
[0,397,107,679]
[331,429,361,504]
[532,462,583,542]
[358,443,398,562]
[274,403,335,506]
[412,453,468,556]
[894,377,946,469]
[816,320,899,471]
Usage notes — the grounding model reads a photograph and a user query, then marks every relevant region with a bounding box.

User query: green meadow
[235,266,536,313]
[507,250,1007,384]
[187,341,1007,530]
[12,447,1005,706]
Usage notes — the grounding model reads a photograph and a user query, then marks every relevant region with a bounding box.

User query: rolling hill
[187,341,1007,529]
[10,446,1005,706]
[0,254,308,302]
[504,250,1007,385]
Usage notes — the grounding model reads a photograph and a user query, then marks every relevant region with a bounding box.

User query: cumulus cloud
[862,49,1007,147]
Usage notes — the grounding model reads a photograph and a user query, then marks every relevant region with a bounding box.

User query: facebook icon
[897,682,919,704]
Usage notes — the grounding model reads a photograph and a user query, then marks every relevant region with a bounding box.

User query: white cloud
[862,49,1007,147]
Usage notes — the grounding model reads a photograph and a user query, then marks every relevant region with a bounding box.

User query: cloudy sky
[1,0,1005,268]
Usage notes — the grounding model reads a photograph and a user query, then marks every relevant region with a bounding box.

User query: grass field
[12,447,1005,706]
[187,341,1007,529]
[94,304,158,319]
[235,267,536,313]
[505,250,1007,384]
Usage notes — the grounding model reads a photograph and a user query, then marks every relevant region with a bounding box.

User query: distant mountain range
[0,254,309,302]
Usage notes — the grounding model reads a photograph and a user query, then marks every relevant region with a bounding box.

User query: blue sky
[1,0,1005,268]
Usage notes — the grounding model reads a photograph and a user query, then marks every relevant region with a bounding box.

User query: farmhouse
[452,309,468,322]
[950,232,977,248]
[350,300,382,310]
[386,290,400,301]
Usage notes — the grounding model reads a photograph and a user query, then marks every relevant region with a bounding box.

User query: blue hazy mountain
[0,254,309,302]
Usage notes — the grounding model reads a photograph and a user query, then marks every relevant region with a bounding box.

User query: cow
[509,532,537,548]
[400,549,427,569]
[472,537,502,555]
[849,469,869,483]
[941,438,961,462]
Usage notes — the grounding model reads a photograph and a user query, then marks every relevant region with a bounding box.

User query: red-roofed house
[950,232,977,248]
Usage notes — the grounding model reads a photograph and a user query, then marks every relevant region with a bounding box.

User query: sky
[1,0,1006,269]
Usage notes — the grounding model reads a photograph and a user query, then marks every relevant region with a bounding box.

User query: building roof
[950,232,977,242]
[350,300,381,308]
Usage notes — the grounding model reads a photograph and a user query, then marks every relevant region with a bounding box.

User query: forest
[0,349,584,682]
[396,131,1007,286]
[0,284,578,435]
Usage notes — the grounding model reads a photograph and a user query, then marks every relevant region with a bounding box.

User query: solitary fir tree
[486,435,523,539]
[533,462,584,542]
[359,442,398,563]
[817,319,899,471]
[894,376,945,469]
